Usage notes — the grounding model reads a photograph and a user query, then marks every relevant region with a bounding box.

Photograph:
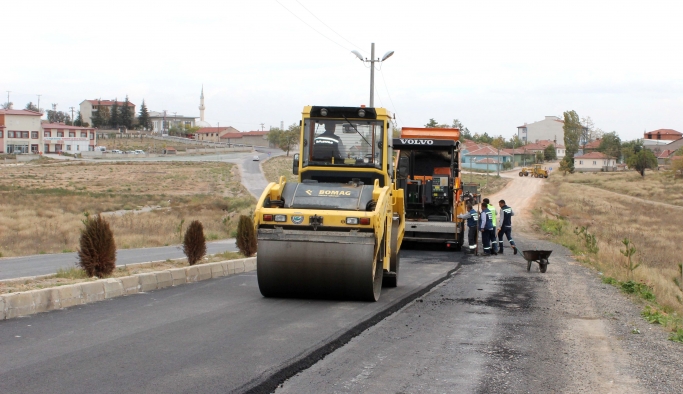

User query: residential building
[219,130,269,147]
[79,99,136,127]
[42,123,97,153]
[644,129,681,142]
[0,109,43,153]
[582,138,602,153]
[574,152,617,172]
[196,126,241,142]
[517,116,564,144]
[519,140,565,160]
[149,111,196,134]
[502,148,531,167]
[462,145,512,172]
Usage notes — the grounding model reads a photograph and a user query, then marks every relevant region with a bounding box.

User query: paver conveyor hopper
[254,106,405,301]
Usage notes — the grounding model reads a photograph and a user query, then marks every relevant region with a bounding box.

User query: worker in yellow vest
[483,198,498,254]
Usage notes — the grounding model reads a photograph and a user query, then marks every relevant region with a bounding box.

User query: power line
[379,68,402,128]
[275,0,353,53]
[294,0,367,54]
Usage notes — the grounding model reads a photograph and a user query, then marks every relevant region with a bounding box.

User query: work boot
[513,246,518,255]
[499,248,504,255]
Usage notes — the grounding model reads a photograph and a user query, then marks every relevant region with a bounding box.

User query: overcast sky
[3,0,682,140]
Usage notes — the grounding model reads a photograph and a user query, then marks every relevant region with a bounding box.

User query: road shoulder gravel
[276,234,683,393]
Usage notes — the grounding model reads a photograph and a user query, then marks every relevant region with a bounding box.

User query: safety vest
[480,208,493,230]
[467,209,479,228]
[500,205,513,228]
[487,204,497,227]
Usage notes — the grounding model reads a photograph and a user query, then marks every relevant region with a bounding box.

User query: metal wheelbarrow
[522,250,552,273]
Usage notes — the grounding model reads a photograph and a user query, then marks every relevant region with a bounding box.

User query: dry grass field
[263,155,510,194]
[534,173,683,323]
[560,169,683,206]
[0,161,254,257]
[262,155,295,183]
[98,136,201,153]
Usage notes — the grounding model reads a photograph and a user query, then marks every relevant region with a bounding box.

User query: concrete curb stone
[120,276,140,295]
[234,260,246,274]
[80,282,105,303]
[156,271,173,289]
[0,257,256,321]
[32,288,58,313]
[168,268,187,286]
[211,263,225,278]
[186,266,200,282]
[197,265,212,281]
[58,284,83,308]
[103,279,124,299]
[5,292,35,319]
[137,273,158,292]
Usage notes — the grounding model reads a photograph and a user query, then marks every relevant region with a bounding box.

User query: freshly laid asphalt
[0,249,459,394]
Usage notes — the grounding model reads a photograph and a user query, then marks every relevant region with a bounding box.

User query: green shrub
[236,215,257,257]
[78,214,117,277]
[669,328,683,343]
[541,218,566,236]
[642,306,670,325]
[183,220,207,266]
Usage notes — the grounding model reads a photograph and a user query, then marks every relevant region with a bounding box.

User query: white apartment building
[0,109,96,154]
[517,116,565,144]
[79,99,136,127]
[42,123,97,153]
[0,109,43,153]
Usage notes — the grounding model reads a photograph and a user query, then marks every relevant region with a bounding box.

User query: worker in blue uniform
[497,199,518,254]
[479,202,494,256]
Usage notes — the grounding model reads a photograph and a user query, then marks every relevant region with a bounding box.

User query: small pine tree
[236,215,257,257]
[183,220,207,265]
[78,214,117,277]
[120,95,133,130]
[110,100,120,128]
[137,99,151,130]
[74,111,83,126]
[91,100,103,127]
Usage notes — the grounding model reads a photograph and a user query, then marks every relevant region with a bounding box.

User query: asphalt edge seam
[241,263,462,394]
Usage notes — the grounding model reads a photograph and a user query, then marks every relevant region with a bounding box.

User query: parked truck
[393,127,467,250]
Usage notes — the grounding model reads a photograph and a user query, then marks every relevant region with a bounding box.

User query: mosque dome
[196,120,211,128]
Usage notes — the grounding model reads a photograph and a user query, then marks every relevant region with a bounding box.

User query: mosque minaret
[196,85,211,128]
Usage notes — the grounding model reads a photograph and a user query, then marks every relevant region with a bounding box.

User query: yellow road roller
[254,106,405,301]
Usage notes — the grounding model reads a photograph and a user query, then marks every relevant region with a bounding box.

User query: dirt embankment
[484,170,544,231]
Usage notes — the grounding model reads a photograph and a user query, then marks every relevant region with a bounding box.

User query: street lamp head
[351,50,364,62]
[381,50,394,61]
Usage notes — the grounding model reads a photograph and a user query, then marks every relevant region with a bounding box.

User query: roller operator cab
[254,106,405,301]
[393,127,467,250]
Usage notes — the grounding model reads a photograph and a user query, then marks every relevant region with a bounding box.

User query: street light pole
[351,43,394,107]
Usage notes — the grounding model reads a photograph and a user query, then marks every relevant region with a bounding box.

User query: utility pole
[5,91,10,106]
[69,107,75,124]
[37,94,42,113]
[260,123,265,131]
[497,147,500,177]
[351,43,394,107]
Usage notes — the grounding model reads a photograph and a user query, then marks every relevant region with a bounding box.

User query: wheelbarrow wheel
[527,260,532,272]
[539,259,548,273]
